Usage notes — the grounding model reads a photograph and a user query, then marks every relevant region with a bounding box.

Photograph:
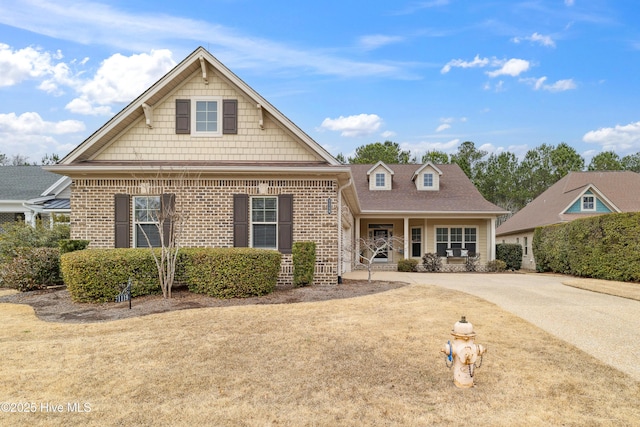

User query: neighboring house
[496,171,640,270]
[0,166,71,230]
[46,46,506,285]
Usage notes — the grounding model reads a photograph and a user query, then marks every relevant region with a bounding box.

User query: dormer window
[367,161,394,191]
[582,195,595,211]
[412,163,442,191]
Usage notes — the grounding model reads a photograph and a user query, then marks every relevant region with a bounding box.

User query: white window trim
[375,173,386,187]
[250,196,278,250]
[434,225,478,253]
[423,173,433,188]
[410,226,422,258]
[582,195,596,211]
[133,195,161,248]
[191,96,222,137]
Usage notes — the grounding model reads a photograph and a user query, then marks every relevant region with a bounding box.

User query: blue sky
[0,0,639,164]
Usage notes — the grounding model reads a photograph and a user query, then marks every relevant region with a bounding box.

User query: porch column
[355,217,361,265]
[489,218,496,260]
[403,217,409,259]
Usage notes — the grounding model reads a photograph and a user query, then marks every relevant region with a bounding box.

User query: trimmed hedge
[0,247,62,291]
[61,249,161,302]
[397,258,418,272]
[182,248,281,298]
[533,212,640,282]
[496,243,522,270]
[293,241,315,287]
[59,239,90,254]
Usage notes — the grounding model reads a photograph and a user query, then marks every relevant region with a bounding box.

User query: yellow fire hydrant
[442,316,486,388]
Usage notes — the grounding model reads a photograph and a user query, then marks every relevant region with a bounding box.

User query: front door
[373,229,389,262]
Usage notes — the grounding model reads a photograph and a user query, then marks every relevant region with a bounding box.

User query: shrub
[293,241,316,287]
[465,253,480,272]
[58,239,90,254]
[487,259,507,272]
[496,243,522,270]
[0,247,62,291]
[182,248,281,298]
[61,249,161,303]
[533,212,640,282]
[397,258,418,272]
[422,253,442,272]
[0,221,69,263]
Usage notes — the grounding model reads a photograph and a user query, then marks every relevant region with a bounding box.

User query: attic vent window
[582,195,595,211]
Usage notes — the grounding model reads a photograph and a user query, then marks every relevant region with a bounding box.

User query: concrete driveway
[343,270,640,382]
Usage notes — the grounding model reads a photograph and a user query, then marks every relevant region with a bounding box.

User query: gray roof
[349,163,507,214]
[496,171,640,236]
[0,166,63,200]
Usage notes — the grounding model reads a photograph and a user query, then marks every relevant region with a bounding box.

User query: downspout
[336,178,352,284]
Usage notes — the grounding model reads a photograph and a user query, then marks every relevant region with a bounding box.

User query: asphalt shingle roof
[0,166,62,200]
[349,163,506,213]
[496,170,640,235]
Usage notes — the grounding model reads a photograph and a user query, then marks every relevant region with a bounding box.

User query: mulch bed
[0,279,406,324]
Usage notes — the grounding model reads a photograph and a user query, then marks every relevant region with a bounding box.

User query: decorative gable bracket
[142,103,153,128]
[199,55,208,85]
[257,103,264,130]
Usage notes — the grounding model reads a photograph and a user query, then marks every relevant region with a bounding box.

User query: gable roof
[0,166,63,200]
[54,46,338,167]
[411,162,442,181]
[496,170,640,235]
[350,163,508,214]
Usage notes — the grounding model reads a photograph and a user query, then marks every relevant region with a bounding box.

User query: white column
[404,217,409,259]
[489,218,496,260]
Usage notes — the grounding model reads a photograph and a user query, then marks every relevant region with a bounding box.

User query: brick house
[46,47,507,284]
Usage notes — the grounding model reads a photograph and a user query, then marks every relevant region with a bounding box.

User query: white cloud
[486,58,530,77]
[381,130,397,138]
[320,114,383,137]
[0,0,414,79]
[565,0,575,6]
[441,54,489,74]
[521,76,577,92]
[358,35,404,51]
[0,112,85,161]
[512,33,556,48]
[65,49,176,116]
[435,123,451,132]
[0,112,85,134]
[583,121,640,153]
[0,43,69,88]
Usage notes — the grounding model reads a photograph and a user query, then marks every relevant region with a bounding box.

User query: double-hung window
[251,197,278,249]
[192,97,222,136]
[423,173,433,188]
[134,196,161,247]
[411,227,422,258]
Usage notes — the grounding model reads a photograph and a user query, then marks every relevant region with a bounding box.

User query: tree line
[0,153,60,166]
[337,140,640,216]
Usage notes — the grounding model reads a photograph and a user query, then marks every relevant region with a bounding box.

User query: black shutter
[278,194,293,254]
[233,194,248,247]
[176,99,190,134]
[161,194,175,246]
[114,194,130,248]
[223,99,237,134]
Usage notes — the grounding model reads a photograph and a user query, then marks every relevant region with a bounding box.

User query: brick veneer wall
[70,176,340,286]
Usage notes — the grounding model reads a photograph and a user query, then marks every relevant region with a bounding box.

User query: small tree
[355,235,404,282]
[134,169,193,299]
